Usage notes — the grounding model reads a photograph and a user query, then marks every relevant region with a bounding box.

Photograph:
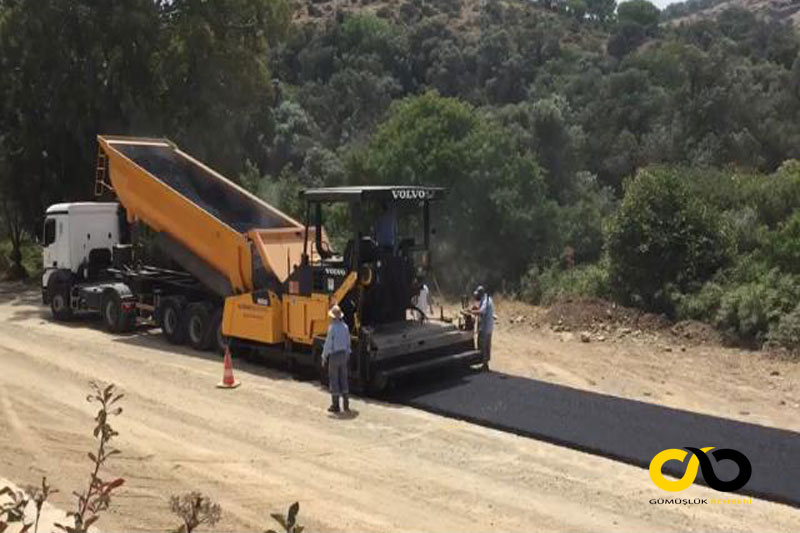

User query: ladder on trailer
[94,151,113,197]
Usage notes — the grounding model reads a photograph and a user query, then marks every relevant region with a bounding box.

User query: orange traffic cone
[216,347,240,389]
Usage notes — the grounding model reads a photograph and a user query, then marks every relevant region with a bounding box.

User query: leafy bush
[713,269,800,343]
[520,261,610,305]
[714,282,771,342]
[339,13,404,66]
[672,281,725,322]
[766,210,800,274]
[767,302,800,352]
[685,162,800,228]
[555,172,616,264]
[722,206,765,254]
[605,167,732,313]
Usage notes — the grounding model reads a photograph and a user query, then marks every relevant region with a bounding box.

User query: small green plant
[266,502,304,533]
[55,382,125,533]
[1,484,31,532]
[26,477,57,533]
[170,492,222,533]
[1,463,60,531]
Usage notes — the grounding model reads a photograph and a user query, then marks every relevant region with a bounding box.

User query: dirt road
[1,283,799,532]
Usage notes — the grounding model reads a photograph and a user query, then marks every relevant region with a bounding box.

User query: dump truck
[41,135,481,392]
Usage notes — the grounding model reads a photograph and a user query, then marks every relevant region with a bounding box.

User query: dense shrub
[713,269,800,343]
[767,303,800,351]
[555,172,617,263]
[520,261,610,305]
[766,210,800,273]
[684,162,800,228]
[672,281,725,322]
[605,168,732,313]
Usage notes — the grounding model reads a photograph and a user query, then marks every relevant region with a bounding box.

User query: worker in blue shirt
[471,285,494,371]
[322,304,352,413]
[375,202,398,250]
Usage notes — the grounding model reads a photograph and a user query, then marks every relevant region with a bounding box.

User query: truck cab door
[42,215,70,272]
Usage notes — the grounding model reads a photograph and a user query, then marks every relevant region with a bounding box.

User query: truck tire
[186,302,214,351]
[48,273,73,321]
[160,298,188,345]
[207,308,227,355]
[101,290,135,333]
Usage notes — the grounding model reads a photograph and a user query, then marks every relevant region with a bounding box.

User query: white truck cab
[42,202,121,296]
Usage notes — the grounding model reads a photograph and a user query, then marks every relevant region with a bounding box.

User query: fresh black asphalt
[388,370,800,507]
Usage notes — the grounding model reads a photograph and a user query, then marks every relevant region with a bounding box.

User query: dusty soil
[493,296,800,431]
[1,283,799,532]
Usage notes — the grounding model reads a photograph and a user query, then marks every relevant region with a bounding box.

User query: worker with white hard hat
[322,304,352,413]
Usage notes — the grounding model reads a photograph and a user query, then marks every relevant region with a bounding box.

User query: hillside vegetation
[663,0,800,26]
[3,0,800,350]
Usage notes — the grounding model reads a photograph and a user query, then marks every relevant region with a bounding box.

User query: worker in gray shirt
[471,285,494,371]
[322,304,352,413]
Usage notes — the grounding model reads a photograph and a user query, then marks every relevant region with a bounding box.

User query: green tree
[530,96,578,200]
[617,0,660,31]
[566,0,588,21]
[364,91,558,290]
[585,0,616,22]
[0,0,161,242]
[606,167,731,312]
[157,0,291,175]
[608,21,647,58]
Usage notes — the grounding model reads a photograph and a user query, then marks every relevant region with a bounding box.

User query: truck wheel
[187,303,214,351]
[101,291,135,333]
[161,298,187,345]
[49,284,73,321]
[207,308,227,355]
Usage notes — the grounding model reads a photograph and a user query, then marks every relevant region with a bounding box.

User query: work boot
[328,395,340,413]
[342,396,350,412]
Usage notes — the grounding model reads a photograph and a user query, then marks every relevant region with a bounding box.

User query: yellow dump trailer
[97,136,303,294]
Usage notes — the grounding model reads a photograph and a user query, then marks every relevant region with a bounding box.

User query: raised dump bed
[98,136,304,295]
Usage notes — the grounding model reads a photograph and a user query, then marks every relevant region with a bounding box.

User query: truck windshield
[43,218,56,246]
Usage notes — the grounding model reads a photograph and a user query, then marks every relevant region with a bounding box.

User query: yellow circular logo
[649,447,714,491]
